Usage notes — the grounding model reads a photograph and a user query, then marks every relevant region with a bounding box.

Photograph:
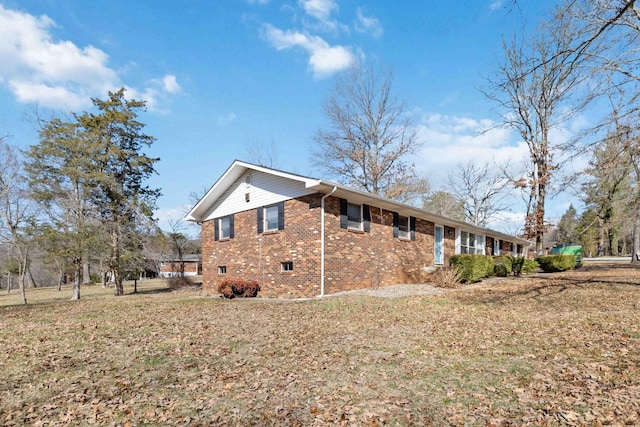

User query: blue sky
[0,0,575,236]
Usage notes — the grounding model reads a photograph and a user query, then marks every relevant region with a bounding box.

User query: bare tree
[422,190,465,221]
[484,15,592,254]
[313,63,429,205]
[0,140,35,305]
[245,138,280,168]
[167,218,190,278]
[449,161,511,227]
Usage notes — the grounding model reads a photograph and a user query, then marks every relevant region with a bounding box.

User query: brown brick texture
[201,194,454,298]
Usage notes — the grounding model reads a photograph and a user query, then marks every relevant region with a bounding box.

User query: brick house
[159,254,202,278]
[186,160,531,298]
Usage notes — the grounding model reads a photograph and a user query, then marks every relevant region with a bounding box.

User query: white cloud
[162,75,181,94]
[414,113,530,188]
[261,24,354,78]
[299,0,337,21]
[217,112,237,125]
[247,0,269,4]
[0,4,179,111]
[489,1,503,10]
[414,112,589,234]
[354,8,383,38]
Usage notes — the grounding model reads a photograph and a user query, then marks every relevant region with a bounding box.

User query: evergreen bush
[535,255,576,272]
[450,254,494,283]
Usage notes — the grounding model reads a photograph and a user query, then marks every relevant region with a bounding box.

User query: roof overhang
[185,160,532,246]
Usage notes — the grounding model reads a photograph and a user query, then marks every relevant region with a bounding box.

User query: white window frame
[458,230,486,255]
[397,215,410,239]
[218,266,227,274]
[494,239,501,256]
[264,204,279,232]
[347,202,363,231]
[281,261,293,272]
[219,216,232,239]
[434,225,444,265]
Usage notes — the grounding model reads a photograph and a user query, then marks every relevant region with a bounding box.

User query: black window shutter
[214,219,219,241]
[339,198,348,229]
[278,201,285,230]
[257,207,263,234]
[410,217,416,241]
[229,214,235,239]
[392,212,399,238]
[363,204,371,232]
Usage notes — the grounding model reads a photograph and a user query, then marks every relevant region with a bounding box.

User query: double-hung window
[393,212,416,240]
[347,202,362,230]
[493,239,501,256]
[215,214,234,241]
[460,231,486,254]
[257,202,284,233]
[397,215,410,239]
[339,199,370,232]
[264,204,279,232]
[460,231,476,254]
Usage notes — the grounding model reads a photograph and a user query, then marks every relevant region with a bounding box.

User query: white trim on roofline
[185,160,531,246]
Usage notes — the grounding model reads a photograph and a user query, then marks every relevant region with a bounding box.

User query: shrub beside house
[186,161,531,298]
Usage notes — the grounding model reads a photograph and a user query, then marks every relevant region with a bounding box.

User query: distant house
[186,161,531,298]
[159,254,202,278]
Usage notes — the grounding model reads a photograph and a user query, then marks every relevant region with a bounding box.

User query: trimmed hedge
[535,255,576,272]
[510,256,538,276]
[218,278,261,298]
[450,254,494,283]
[493,256,513,277]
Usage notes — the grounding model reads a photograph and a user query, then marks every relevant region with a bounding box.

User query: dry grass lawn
[1,266,639,426]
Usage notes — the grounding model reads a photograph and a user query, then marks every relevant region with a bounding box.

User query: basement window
[281,261,293,272]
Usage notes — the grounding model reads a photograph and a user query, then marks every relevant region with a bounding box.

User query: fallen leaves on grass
[0,266,639,425]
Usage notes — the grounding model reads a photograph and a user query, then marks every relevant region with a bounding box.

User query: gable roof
[185,160,531,245]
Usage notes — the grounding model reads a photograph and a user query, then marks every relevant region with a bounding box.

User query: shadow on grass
[130,286,173,295]
[456,265,639,305]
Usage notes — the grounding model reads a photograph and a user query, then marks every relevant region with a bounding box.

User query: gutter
[319,186,337,298]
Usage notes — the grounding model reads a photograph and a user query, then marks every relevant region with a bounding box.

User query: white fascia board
[307,180,532,246]
[185,160,322,222]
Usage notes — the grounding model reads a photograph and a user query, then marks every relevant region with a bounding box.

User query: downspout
[319,186,337,298]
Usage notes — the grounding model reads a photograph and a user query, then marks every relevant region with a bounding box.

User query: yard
[1,266,639,426]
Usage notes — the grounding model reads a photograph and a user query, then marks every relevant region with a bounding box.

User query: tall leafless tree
[484,13,592,254]
[314,63,429,205]
[0,140,35,305]
[449,161,511,227]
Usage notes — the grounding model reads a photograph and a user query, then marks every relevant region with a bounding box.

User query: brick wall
[160,261,200,275]
[202,194,322,298]
[201,194,455,298]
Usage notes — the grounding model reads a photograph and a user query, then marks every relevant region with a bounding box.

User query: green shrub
[521,259,539,275]
[217,278,261,298]
[494,263,509,277]
[535,255,576,272]
[493,256,513,277]
[450,255,493,283]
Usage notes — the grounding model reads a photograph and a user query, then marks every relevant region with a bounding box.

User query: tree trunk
[71,260,81,300]
[5,272,10,294]
[596,218,605,257]
[113,269,124,296]
[111,226,124,296]
[632,214,640,264]
[28,266,37,288]
[19,249,28,305]
[83,259,91,284]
